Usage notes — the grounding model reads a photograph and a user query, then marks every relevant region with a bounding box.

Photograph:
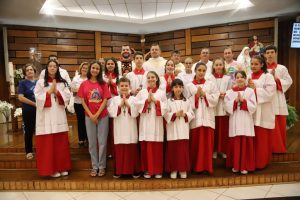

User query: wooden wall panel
[7,27,95,78]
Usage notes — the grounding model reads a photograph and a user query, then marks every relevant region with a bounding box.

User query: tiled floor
[0,183,299,200]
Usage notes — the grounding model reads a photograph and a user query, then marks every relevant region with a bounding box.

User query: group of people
[17,40,292,179]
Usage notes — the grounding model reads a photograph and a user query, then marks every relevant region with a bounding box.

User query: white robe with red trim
[224,88,257,137]
[267,64,292,115]
[126,71,147,92]
[135,89,167,142]
[108,96,139,144]
[164,99,195,141]
[34,79,71,136]
[186,81,219,129]
[249,73,276,129]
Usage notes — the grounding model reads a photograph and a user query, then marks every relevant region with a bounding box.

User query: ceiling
[0,0,299,34]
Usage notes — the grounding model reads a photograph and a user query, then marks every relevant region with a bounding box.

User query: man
[142,43,167,77]
[192,48,213,79]
[39,55,71,85]
[170,50,185,76]
[264,45,292,153]
[223,47,244,82]
[117,45,136,76]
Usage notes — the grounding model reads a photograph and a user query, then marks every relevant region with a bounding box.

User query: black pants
[74,103,87,142]
[22,109,36,154]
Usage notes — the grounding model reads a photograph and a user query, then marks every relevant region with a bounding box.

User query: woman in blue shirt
[18,64,37,159]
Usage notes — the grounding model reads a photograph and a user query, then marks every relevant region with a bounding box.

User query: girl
[163,59,176,98]
[135,71,167,178]
[210,57,231,159]
[71,62,88,147]
[34,60,71,177]
[77,61,111,177]
[248,55,276,169]
[186,62,219,174]
[224,71,257,174]
[18,64,37,159]
[164,79,194,179]
[177,57,195,98]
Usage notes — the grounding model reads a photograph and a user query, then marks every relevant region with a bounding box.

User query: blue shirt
[18,79,37,111]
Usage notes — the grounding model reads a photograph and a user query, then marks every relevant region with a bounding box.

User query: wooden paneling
[7,27,95,79]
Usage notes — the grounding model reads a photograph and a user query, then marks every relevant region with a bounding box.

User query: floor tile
[252,185,272,191]
[223,186,267,199]
[175,190,220,200]
[270,183,300,196]
[124,191,170,200]
[24,192,73,200]
[113,192,134,198]
[265,191,285,198]
[75,192,121,200]
[160,190,182,197]
[206,188,227,195]
[67,192,87,199]
[0,192,27,200]
[216,195,235,200]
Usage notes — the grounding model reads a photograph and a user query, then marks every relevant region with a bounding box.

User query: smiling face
[213,59,224,74]
[250,58,263,73]
[165,60,175,74]
[90,63,101,78]
[173,84,183,98]
[150,45,161,58]
[80,64,88,76]
[224,48,233,63]
[200,49,210,62]
[235,72,246,88]
[171,52,180,64]
[47,61,58,77]
[118,81,130,95]
[134,54,144,67]
[264,49,276,63]
[184,58,193,72]
[25,65,35,79]
[106,59,115,72]
[147,72,158,88]
[195,64,206,80]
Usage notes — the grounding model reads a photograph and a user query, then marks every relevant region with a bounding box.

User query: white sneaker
[51,172,61,178]
[170,171,177,179]
[26,153,33,160]
[179,171,187,179]
[222,153,227,159]
[241,170,248,175]
[143,172,151,179]
[213,152,217,159]
[61,171,69,176]
[155,174,162,179]
[232,168,239,173]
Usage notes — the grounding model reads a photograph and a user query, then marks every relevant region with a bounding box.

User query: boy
[264,45,293,153]
[107,77,141,178]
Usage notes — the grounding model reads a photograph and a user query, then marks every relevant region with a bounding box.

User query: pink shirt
[77,80,111,118]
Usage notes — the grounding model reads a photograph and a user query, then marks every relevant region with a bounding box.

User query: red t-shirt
[77,80,111,118]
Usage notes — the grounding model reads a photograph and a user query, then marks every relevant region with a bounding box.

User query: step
[0,161,299,190]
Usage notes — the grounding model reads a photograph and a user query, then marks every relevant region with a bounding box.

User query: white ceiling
[0,0,299,34]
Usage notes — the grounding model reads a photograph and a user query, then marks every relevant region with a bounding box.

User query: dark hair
[264,45,277,53]
[171,50,180,56]
[194,62,207,73]
[201,48,210,53]
[171,79,186,101]
[165,59,175,73]
[104,57,119,83]
[48,54,58,60]
[87,60,105,85]
[134,51,144,59]
[150,43,160,48]
[224,46,232,52]
[44,60,68,87]
[147,71,160,88]
[118,77,131,85]
[22,63,36,76]
[212,57,226,74]
[234,70,247,79]
[252,55,268,73]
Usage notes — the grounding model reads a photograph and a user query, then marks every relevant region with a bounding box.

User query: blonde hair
[79,62,89,75]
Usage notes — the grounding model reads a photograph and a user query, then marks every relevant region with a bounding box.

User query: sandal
[90,169,98,177]
[98,169,105,177]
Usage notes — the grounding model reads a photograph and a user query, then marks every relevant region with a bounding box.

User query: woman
[18,64,37,160]
[77,61,111,177]
[71,62,88,147]
[34,60,71,178]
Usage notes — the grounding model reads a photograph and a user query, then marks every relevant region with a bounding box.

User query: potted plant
[287,104,299,129]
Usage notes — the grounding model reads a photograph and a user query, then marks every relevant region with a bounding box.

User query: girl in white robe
[164,79,194,179]
[135,71,167,178]
[248,55,276,169]
[186,62,219,174]
[162,60,176,98]
[34,60,71,178]
[224,70,257,174]
[108,77,141,178]
[209,57,231,159]
[265,45,293,153]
